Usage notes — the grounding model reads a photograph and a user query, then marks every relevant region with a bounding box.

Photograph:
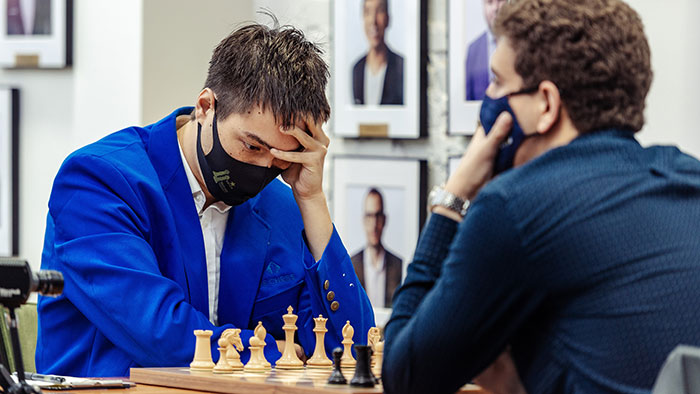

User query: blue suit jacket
[466,32,490,101]
[36,108,374,377]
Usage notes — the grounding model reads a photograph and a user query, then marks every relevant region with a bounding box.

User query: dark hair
[202,17,330,128]
[363,0,389,14]
[366,187,385,212]
[494,0,652,133]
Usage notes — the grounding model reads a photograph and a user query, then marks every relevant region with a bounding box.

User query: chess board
[129,367,487,394]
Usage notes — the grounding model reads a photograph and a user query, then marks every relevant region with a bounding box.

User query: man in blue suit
[36,22,374,377]
[465,0,508,101]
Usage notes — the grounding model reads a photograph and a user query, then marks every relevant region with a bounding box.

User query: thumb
[487,112,513,146]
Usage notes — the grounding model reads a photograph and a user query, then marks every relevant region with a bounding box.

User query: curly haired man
[383,0,700,393]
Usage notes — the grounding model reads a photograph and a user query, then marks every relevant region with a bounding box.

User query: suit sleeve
[382,191,545,394]
[47,154,267,368]
[295,227,375,357]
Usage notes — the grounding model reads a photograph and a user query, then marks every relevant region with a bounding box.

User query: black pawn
[328,347,347,385]
[350,345,375,387]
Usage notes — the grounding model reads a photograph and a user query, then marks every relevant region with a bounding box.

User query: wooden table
[124,367,488,394]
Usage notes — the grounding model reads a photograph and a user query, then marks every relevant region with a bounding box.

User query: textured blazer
[352,48,404,105]
[36,107,374,377]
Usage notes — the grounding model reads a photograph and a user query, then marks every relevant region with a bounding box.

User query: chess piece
[244,321,270,372]
[327,347,348,385]
[367,327,380,368]
[275,306,304,370]
[373,341,384,379]
[306,315,333,369]
[350,345,375,387]
[190,330,215,371]
[222,328,244,370]
[340,321,356,368]
[213,337,234,374]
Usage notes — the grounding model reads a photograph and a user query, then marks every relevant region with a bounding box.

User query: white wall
[3,0,699,274]
[0,0,254,272]
[0,0,143,272]
[628,0,700,158]
[142,0,253,125]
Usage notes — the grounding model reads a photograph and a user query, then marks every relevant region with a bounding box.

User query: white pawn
[340,321,356,368]
[275,306,304,370]
[190,330,215,371]
[306,315,333,369]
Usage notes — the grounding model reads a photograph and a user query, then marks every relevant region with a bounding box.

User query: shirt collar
[177,137,231,216]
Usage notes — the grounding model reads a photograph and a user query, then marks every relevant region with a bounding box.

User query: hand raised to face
[270,116,330,201]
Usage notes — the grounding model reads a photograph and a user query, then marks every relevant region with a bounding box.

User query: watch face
[429,186,467,216]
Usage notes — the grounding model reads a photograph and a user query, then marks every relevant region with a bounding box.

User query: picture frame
[0,87,19,256]
[0,0,73,68]
[332,156,427,326]
[448,0,489,135]
[332,0,427,139]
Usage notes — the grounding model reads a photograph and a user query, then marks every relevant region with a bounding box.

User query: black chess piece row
[327,345,377,387]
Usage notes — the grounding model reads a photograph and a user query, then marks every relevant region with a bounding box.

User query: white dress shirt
[178,143,231,325]
[363,248,387,308]
[364,61,388,106]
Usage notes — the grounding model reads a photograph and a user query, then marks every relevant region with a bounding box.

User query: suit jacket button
[326,291,335,301]
[324,280,330,290]
[330,301,340,312]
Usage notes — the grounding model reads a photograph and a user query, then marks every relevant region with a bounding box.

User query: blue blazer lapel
[218,198,271,328]
[145,108,209,318]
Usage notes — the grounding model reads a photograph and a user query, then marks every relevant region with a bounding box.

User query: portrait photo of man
[351,0,404,106]
[351,188,403,308]
[465,0,507,101]
[6,0,52,36]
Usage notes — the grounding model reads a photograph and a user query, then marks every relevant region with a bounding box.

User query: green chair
[0,303,38,374]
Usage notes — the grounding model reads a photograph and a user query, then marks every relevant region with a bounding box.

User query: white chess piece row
[189,307,382,374]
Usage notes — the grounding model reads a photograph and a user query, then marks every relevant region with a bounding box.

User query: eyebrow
[243,131,304,152]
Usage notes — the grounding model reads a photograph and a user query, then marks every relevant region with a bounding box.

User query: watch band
[428,185,470,217]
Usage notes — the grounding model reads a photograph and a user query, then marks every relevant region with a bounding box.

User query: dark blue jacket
[36,108,374,377]
[384,130,700,394]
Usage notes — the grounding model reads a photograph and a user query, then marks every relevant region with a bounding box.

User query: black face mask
[196,109,284,206]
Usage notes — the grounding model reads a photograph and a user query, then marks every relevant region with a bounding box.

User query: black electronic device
[0,258,63,394]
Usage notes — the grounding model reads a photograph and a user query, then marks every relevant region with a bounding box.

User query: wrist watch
[428,185,470,217]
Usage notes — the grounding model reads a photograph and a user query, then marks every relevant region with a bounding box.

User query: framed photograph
[1,87,19,256]
[448,0,499,135]
[332,156,427,325]
[332,0,427,138]
[0,0,73,68]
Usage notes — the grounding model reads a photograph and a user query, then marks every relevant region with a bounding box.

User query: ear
[194,88,216,124]
[535,80,562,134]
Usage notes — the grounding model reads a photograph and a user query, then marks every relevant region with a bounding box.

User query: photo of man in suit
[6,0,51,36]
[465,0,507,101]
[352,0,404,106]
[351,188,403,308]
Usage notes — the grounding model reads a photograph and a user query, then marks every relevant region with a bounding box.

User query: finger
[280,125,320,151]
[486,112,513,145]
[305,116,330,148]
[270,147,326,164]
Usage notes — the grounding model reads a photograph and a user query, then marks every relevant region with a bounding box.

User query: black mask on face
[195,108,284,206]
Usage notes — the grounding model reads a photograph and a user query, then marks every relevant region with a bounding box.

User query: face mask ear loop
[209,100,227,157]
